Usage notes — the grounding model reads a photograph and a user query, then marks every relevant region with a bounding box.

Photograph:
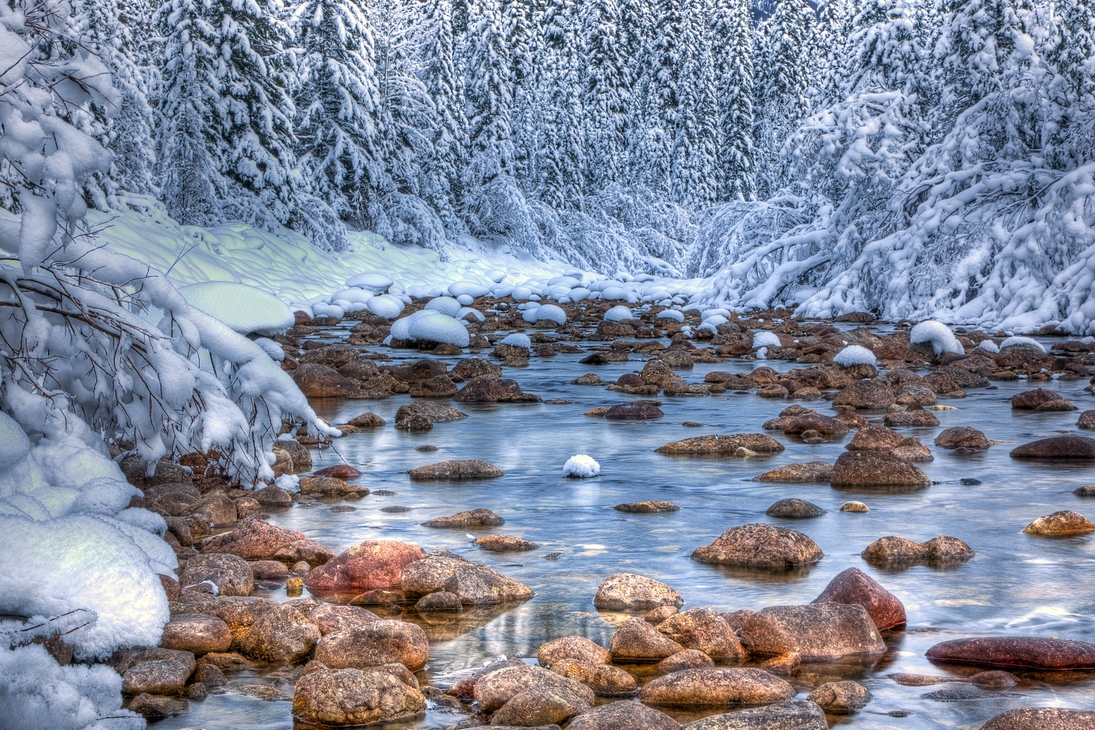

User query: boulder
[292,668,426,726]
[656,607,747,662]
[934,427,990,451]
[610,618,684,662]
[765,499,824,519]
[400,551,534,605]
[1011,436,1095,459]
[313,620,429,671]
[422,508,505,528]
[862,535,974,566]
[298,476,369,498]
[305,540,426,593]
[253,485,293,508]
[408,459,504,480]
[547,660,637,697]
[594,574,684,612]
[613,501,680,514]
[926,637,1095,671]
[408,375,458,397]
[783,415,849,437]
[198,517,305,560]
[639,668,795,708]
[475,535,538,552]
[474,664,594,715]
[114,647,196,677]
[738,604,885,662]
[691,524,822,570]
[979,708,1095,730]
[273,539,336,566]
[489,684,595,726]
[1011,388,1075,410]
[454,377,541,403]
[306,603,381,635]
[657,650,715,674]
[752,462,833,484]
[845,425,908,452]
[394,401,467,430]
[537,636,611,668]
[121,659,192,695]
[604,400,665,420]
[127,693,188,719]
[231,601,320,663]
[832,381,896,409]
[451,357,502,381]
[292,363,360,398]
[884,409,940,427]
[567,702,681,730]
[812,567,906,631]
[1024,510,1095,536]
[415,591,463,612]
[656,434,784,456]
[830,451,931,489]
[447,658,527,701]
[180,553,254,596]
[806,681,871,714]
[159,614,232,654]
[1078,411,1095,429]
[681,700,827,729]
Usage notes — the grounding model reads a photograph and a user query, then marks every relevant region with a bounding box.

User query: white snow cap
[367,294,405,319]
[180,282,293,336]
[975,339,1000,354]
[909,320,965,355]
[752,331,781,349]
[488,270,507,283]
[408,311,469,347]
[524,304,566,325]
[425,296,462,316]
[563,454,600,478]
[346,272,393,293]
[499,333,532,348]
[604,305,634,322]
[449,281,490,298]
[312,302,344,319]
[656,309,685,323]
[833,345,877,367]
[999,336,1045,352]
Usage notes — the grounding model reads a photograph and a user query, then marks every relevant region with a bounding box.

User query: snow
[999,336,1046,352]
[406,311,470,347]
[346,272,394,292]
[367,294,405,319]
[563,454,600,478]
[703,314,729,327]
[180,281,294,335]
[456,294,474,305]
[425,296,462,316]
[976,339,1000,354]
[604,305,634,322]
[833,345,878,367]
[523,304,566,325]
[499,333,532,348]
[458,306,486,322]
[909,320,965,356]
[752,331,781,349]
[657,309,685,322]
[449,281,490,298]
[254,338,286,361]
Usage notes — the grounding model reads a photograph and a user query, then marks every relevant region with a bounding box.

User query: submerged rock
[594,573,684,611]
[765,498,825,519]
[408,459,504,480]
[475,535,538,552]
[979,708,1095,729]
[681,699,827,730]
[421,508,505,528]
[1011,436,1095,459]
[613,501,680,513]
[926,637,1095,671]
[655,434,784,456]
[753,462,833,484]
[604,400,665,420]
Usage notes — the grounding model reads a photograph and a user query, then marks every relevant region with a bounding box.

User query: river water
[154,329,1095,729]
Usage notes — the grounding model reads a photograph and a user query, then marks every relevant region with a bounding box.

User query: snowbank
[909,320,964,356]
[752,331,781,349]
[604,306,634,322]
[499,333,532,348]
[180,281,294,335]
[833,345,877,367]
[999,336,1045,352]
[563,455,600,478]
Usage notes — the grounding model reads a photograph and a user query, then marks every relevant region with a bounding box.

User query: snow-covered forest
[5,0,1095,329]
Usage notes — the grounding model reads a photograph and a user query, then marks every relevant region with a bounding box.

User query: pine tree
[293,0,384,227]
[536,0,585,208]
[580,0,628,192]
[159,66,221,225]
[464,0,515,190]
[709,0,755,201]
[617,0,655,189]
[669,0,718,207]
[500,0,537,184]
[642,0,685,194]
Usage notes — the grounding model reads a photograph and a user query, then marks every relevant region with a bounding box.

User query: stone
[1079,411,1095,429]
[415,591,463,612]
[232,601,320,663]
[610,618,685,662]
[765,498,824,519]
[394,401,467,430]
[279,440,312,471]
[840,501,869,512]
[657,650,714,674]
[738,604,885,662]
[454,377,541,403]
[934,426,990,451]
[832,380,896,409]
[691,523,822,570]
[193,663,226,687]
[314,621,429,671]
[291,668,426,726]
[681,700,828,730]
[639,668,795,708]
[489,684,595,726]
[475,535,538,552]
[114,647,196,677]
[299,344,357,368]
[298,476,369,498]
[783,414,849,437]
[422,508,505,528]
[408,459,504,480]
[1011,436,1095,459]
[160,613,233,654]
[656,434,784,456]
[292,363,360,398]
[1023,511,1095,536]
[548,660,637,697]
[845,424,909,452]
[400,551,534,605]
[753,462,833,484]
[604,400,665,420]
[253,485,293,508]
[861,535,974,566]
[307,603,381,635]
[567,701,681,730]
[305,540,426,593]
[926,637,1095,671]
[180,553,253,596]
[127,693,188,719]
[446,657,528,700]
[121,659,193,695]
[884,409,940,427]
[613,501,680,514]
[273,539,336,566]
[474,664,594,715]
[806,681,872,714]
[1074,486,1095,497]
[812,567,906,631]
[189,490,238,526]
[830,451,931,488]
[451,357,502,381]
[537,636,611,668]
[594,573,683,612]
[408,375,458,397]
[656,607,747,662]
[1011,388,1075,410]
[199,517,305,560]
[979,708,1095,729]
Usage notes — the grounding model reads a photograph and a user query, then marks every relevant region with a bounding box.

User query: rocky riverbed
[113,299,1095,729]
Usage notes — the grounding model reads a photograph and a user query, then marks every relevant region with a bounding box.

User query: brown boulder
[180,553,253,596]
[292,667,426,726]
[394,401,468,430]
[604,400,665,420]
[474,664,594,714]
[738,604,885,662]
[548,660,637,697]
[682,700,827,729]
[272,539,336,566]
[610,617,684,662]
[305,540,426,593]
[862,535,974,566]
[934,426,990,451]
[252,485,293,508]
[1023,511,1095,536]
[812,567,906,631]
[298,476,369,498]
[979,708,1095,729]
[594,573,683,612]
[567,702,681,729]
[832,381,896,409]
[1011,436,1095,459]
[765,498,824,519]
[292,363,360,397]
[926,636,1095,671]
[475,535,538,552]
[314,620,429,671]
[846,424,910,452]
[1011,388,1075,410]
[199,517,305,560]
[783,414,849,437]
[753,462,833,484]
[655,434,784,456]
[657,650,715,674]
[451,357,502,381]
[408,459,504,480]
[1078,410,1095,429]
[121,659,192,695]
[691,523,822,570]
[806,681,872,714]
[127,693,188,719]
[454,377,541,403]
[400,551,534,605]
[830,451,931,488]
[613,501,680,513]
[639,668,795,708]
[884,408,940,427]
[656,607,747,662]
[306,603,380,635]
[415,591,463,612]
[160,613,232,654]
[422,508,505,528]
[537,636,611,668]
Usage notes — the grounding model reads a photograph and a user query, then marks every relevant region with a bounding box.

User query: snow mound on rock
[180,282,293,336]
[657,309,685,323]
[999,336,1045,352]
[425,296,462,316]
[833,345,877,367]
[523,304,566,325]
[604,305,634,322]
[563,454,600,478]
[407,311,469,347]
[499,333,532,348]
[449,281,490,298]
[910,320,964,356]
[367,294,404,319]
[976,339,1000,354]
[346,272,393,293]
[752,331,781,349]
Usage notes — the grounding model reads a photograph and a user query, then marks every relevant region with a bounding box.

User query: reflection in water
[153,336,1095,729]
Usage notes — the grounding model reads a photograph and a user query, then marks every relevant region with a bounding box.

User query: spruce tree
[709,0,755,201]
[536,0,585,208]
[669,0,718,207]
[580,0,628,192]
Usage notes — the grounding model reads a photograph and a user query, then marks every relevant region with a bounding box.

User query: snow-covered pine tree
[668,0,717,207]
[500,0,538,186]
[752,0,817,199]
[709,0,755,201]
[580,0,628,193]
[535,0,585,209]
[640,0,685,194]
[293,0,384,227]
[617,0,655,188]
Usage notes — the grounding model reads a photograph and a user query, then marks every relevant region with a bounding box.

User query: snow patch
[563,454,600,478]
[999,336,1045,352]
[909,320,964,356]
[180,282,293,336]
[604,305,634,322]
[499,333,532,348]
[833,345,878,367]
[752,331,781,349]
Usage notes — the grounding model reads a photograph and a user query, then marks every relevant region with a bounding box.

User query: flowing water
[153,329,1095,729]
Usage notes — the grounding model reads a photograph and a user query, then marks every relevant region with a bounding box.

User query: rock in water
[655,434,784,455]
[408,460,504,480]
[1010,436,1095,459]
[638,667,795,708]
[691,524,822,570]
[926,637,1095,671]
[830,452,931,489]
[567,702,681,730]
[812,567,906,631]
[292,668,426,726]
[979,708,1095,729]
[737,604,886,663]
[304,540,425,593]
[806,681,872,714]
[681,700,828,729]
[594,573,684,611]
[1023,511,1095,536]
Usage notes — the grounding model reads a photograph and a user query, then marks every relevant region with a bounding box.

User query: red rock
[812,567,906,631]
[198,517,305,560]
[305,540,426,593]
[926,637,1095,671]
[312,464,363,479]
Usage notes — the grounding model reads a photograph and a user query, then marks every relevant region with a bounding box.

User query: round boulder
[567,701,681,730]
[812,567,906,631]
[180,553,254,596]
[830,451,931,489]
[765,498,825,519]
[305,540,425,593]
[1023,510,1095,536]
[926,637,1095,671]
[604,400,665,420]
[538,636,611,668]
[638,668,795,708]
[806,680,872,714]
[980,708,1095,729]
[594,574,683,612]
[934,426,990,451]
[313,620,430,671]
[408,460,504,480]
[159,614,232,654]
[1011,436,1095,460]
[292,667,426,726]
[691,523,822,570]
